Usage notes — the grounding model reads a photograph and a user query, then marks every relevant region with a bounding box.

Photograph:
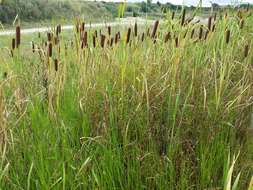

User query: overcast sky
[103,0,253,7]
[166,0,252,7]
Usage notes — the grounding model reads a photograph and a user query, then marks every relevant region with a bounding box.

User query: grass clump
[0,8,253,190]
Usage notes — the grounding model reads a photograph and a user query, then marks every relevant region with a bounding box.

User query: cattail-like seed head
[54,37,59,45]
[32,41,35,53]
[81,22,85,32]
[239,19,244,29]
[175,37,179,47]
[199,25,203,40]
[224,12,228,19]
[108,26,111,36]
[146,28,150,37]
[3,72,7,79]
[191,29,195,39]
[214,12,217,21]
[38,32,41,38]
[164,32,170,43]
[95,30,98,38]
[244,44,249,58]
[84,31,88,47]
[56,25,61,36]
[110,38,114,47]
[118,31,121,40]
[48,43,53,57]
[204,30,209,40]
[225,29,230,44]
[16,25,21,48]
[126,28,131,44]
[93,35,96,48]
[12,38,16,50]
[115,33,118,44]
[134,22,138,37]
[207,16,212,31]
[171,11,175,20]
[183,29,188,39]
[54,59,58,72]
[76,23,80,33]
[212,24,216,32]
[47,33,52,42]
[141,32,145,42]
[181,9,186,26]
[151,20,159,39]
[100,34,106,48]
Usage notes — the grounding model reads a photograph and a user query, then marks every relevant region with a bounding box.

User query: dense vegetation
[0,0,115,24]
[0,5,253,190]
[0,0,180,24]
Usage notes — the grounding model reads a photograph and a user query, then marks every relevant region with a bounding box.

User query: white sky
[103,0,253,7]
[166,0,252,7]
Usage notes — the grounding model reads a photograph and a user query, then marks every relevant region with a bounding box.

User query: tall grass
[0,7,252,190]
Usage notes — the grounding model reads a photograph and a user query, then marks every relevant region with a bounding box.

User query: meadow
[0,7,253,190]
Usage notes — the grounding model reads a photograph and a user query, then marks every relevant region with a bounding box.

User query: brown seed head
[93,35,96,48]
[12,38,16,50]
[126,28,131,44]
[134,22,138,37]
[151,20,159,39]
[244,44,249,58]
[108,26,111,36]
[16,25,21,48]
[164,32,170,43]
[208,16,212,31]
[225,29,230,44]
[199,25,203,40]
[48,43,53,57]
[191,29,195,39]
[100,34,106,48]
[181,9,186,26]
[54,59,58,72]
[171,11,175,20]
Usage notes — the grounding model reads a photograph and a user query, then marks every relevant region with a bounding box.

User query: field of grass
[0,7,253,189]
